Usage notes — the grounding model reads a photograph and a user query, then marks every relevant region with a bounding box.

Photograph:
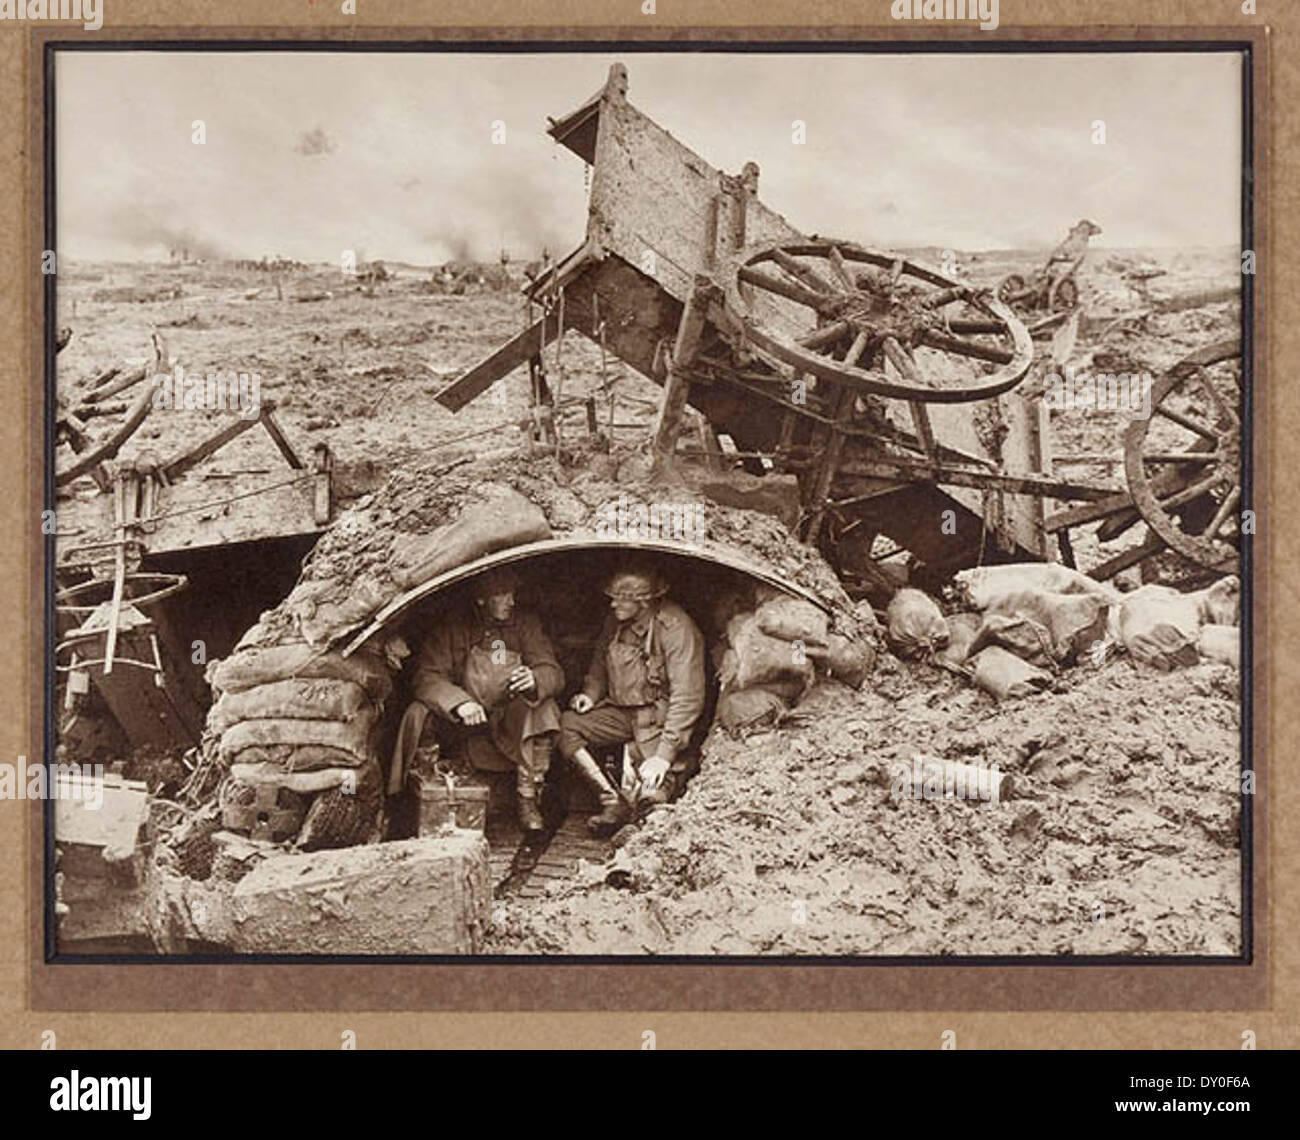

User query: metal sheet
[341,535,833,657]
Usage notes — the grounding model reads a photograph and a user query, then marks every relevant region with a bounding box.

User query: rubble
[226,833,491,955]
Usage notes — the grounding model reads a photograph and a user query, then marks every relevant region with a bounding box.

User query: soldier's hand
[457,700,487,726]
[569,693,594,714]
[507,665,536,695]
[639,756,670,793]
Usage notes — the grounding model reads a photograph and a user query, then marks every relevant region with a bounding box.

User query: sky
[55,49,1244,264]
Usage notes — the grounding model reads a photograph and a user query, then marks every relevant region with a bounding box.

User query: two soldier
[395,564,705,840]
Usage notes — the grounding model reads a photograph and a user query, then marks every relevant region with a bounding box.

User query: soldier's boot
[518,735,559,842]
[517,789,545,840]
[570,748,630,838]
[516,763,545,842]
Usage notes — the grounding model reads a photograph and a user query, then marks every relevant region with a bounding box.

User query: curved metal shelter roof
[340,535,832,657]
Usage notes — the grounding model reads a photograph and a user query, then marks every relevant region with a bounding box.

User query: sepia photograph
[47,46,1248,960]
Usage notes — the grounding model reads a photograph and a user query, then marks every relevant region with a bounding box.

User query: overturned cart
[441,63,1242,585]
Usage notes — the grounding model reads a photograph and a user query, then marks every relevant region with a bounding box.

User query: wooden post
[652,277,718,460]
[804,382,854,544]
[529,355,554,444]
[312,443,334,526]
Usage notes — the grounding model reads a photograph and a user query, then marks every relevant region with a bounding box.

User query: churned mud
[56,247,1244,957]
[487,656,1240,956]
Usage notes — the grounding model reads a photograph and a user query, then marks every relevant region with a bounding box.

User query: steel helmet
[604,567,667,602]
[471,566,521,601]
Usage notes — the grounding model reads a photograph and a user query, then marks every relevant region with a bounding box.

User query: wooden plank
[259,406,305,470]
[1044,490,1136,534]
[586,66,804,309]
[804,383,855,543]
[835,457,1117,502]
[160,414,262,482]
[1088,533,1165,581]
[434,317,558,413]
[653,278,716,458]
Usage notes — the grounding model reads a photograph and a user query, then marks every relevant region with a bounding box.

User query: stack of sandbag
[936,610,1054,701]
[207,641,396,772]
[1115,575,1239,670]
[714,592,875,735]
[940,563,1118,700]
[971,589,1111,668]
[205,638,402,849]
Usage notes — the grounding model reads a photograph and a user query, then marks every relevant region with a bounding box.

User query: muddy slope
[488,654,1240,957]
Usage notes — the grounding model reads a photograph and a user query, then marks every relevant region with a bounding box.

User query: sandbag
[755,596,829,647]
[219,710,378,766]
[716,686,790,735]
[936,612,981,668]
[969,646,1053,701]
[1193,575,1239,626]
[389,487,552,590]
[968,614,1057,669]
[208,644,393,699]
[1117,584,1202,670]
[209,678,371,733]
[232,744,368,772]
[286,574,393,648]
[1198,623,1239,667]
[885,589,948,659]
[955,563,1118,611]
[819,633,874,689]
[728,613,816,689]
[984,589,1110,664]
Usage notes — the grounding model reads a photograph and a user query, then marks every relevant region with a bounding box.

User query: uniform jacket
[582,600,705,761]
[412,607,564,718]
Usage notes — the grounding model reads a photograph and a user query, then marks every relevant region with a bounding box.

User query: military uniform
[559,599,705,803]
[391,607,564,800]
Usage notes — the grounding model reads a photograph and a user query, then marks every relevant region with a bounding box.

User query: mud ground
[487,655,1240,956]
[55,245,1244,956]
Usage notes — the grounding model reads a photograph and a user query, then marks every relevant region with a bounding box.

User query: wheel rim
[726,241,1034,403]
[998,275,1027,305]
[1054,278,1079,311]
[1124,339,1241,570]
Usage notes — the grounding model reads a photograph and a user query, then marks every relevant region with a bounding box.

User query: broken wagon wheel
[56,380,156,487]
[1050,277,1079,312]
[55,572,189,616]
[726,240,1033,403]
[996,274,1028,306]
[1123,338,1241,571]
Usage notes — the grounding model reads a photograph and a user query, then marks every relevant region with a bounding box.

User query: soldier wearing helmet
[390,566,564,839]
[560,565,706,837]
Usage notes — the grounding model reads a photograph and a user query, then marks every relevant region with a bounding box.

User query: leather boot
[516,760,545,841]
[517,791,545,839]
[587,792,630,838]
[570,751,630,838]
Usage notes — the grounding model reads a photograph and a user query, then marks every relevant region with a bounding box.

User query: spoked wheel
[1124,339,1241,572]
[727,240,1033,403]
[1051,277,1079,311]
[55,381,155,487]
[997,274,1028,306]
